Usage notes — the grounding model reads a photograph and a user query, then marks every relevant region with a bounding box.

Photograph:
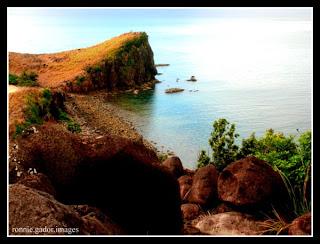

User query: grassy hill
[9,32,157,91]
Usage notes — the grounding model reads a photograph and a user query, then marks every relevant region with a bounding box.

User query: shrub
[198,118,311,188]
[18,70,39,87]
[67,121,81,133]
[207,118,239,171]
[197,150,211,168]
[9,74,19,85]
[13,88,82,137]
[75,75,85,86]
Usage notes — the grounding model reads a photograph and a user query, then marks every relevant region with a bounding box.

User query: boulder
[15,123,182,234]
[165,88,184,94]
[9,184,83,235]
[195,211,264,235]
[187,76,197,81]
[187,164,219,207]
[9,184,124,235]
[162,156,184,178]
[72,205,125,235]
[17,173,56,197]
[212,203,235,214]
[178,175,193,201]
[288,212,311,235]
[181,204,201,220]
[218,156,287,206]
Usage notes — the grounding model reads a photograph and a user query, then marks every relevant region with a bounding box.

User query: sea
[8,8,312,168]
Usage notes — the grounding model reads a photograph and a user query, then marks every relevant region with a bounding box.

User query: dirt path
[9,85,22,94]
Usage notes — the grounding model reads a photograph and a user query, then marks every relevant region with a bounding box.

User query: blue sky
[8,7,312,53]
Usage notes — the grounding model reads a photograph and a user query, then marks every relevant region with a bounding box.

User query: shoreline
[64,90,176,161]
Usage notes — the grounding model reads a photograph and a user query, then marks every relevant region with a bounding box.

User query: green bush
[75,75,85,86]
[206,118,240,171]
[9,71,39,87]
[239,129,311,187]
[197,150,211,168]
[198,118,311,188]
[18,70,39,86]
[9,74,19,85]
[67,121,81,133]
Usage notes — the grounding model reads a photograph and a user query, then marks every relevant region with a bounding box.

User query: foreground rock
[9,184,124,235]
[16,123,182,234]
[187,164,219,207]
[178,175,193,202]
[17,173,57,197]
[9,184,83,235]
[165,88,184,94]
[218,156,287,207]
[181,204,201,220]
[162,156,184,178]
[195,211,264,235]
[288,212,311,235]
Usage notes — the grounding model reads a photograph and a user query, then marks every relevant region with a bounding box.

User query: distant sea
[8,8,312,168]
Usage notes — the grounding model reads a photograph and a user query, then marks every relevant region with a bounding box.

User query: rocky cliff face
[66,32,158,92]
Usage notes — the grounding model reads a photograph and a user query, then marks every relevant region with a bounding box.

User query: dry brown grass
[9,32,144,88]
[9,87,42,136]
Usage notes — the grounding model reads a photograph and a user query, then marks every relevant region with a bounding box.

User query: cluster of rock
[161,156,311,235]
[8,122,311,235]
[9,123,182,235]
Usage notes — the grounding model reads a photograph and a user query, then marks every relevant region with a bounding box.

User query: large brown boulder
[15,123,182,234]
[181,204,201,220]
[187,164,219,207]
[178,175,193,201]
[17,173,56,197]
[195,211,264,235]
[218,156,287,206]
[288,212,311,235]
[162,156,184,178]
[17,122,86,187]
[9,184,83,235]
[9,184,124,235]
[72,205,125,235]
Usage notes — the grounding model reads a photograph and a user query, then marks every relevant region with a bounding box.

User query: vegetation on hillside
[198,118,311,217]
[14,88,81,138]
[9,71,39,87]
[9,32,149,88]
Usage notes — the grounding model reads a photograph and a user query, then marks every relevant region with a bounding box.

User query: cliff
[9,32,157,92]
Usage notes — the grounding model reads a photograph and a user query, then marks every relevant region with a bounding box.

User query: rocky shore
[8,31,311,236]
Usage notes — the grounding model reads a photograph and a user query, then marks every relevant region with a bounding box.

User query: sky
[7,7,312,53]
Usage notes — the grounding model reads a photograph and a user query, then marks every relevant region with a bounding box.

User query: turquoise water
[104,13,312,168]
[8,8,312,168]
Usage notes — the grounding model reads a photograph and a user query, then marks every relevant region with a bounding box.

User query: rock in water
[195,211,264,235]
[288,212,311,235]
[165,88,184,93]
[187,164,219,207]
[187,76,197,81]
[218,156,287,207]
[162,156,184,178]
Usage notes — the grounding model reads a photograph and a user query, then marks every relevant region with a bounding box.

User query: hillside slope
[9,32,157,92]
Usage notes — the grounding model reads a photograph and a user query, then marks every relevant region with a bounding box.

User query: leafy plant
[17,70,39,86]
[197,150,211,168]
[67,121,81,133]
[9,74,19,85]
[204,118,239,171]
